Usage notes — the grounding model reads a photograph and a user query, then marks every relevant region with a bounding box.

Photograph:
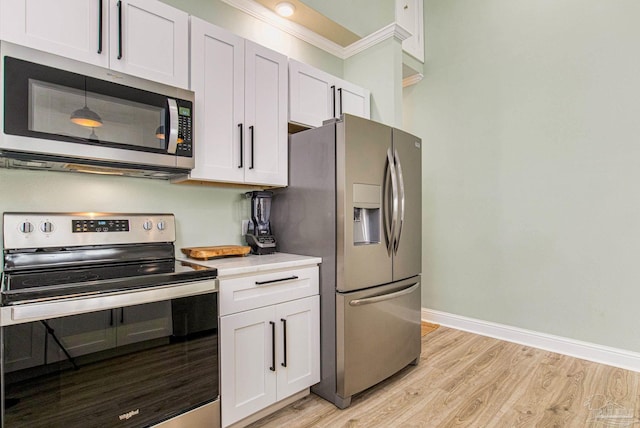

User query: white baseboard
[422,308,640,373]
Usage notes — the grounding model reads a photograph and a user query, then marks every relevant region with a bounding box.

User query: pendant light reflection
[70,78,103,128]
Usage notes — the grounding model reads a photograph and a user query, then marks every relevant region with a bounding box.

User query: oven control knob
[143,220,153,231]
[40,221,54,233]
[19,222,34,234]
[157,221,166,231]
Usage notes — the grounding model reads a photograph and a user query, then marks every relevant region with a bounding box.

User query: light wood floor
[249,326,640,427]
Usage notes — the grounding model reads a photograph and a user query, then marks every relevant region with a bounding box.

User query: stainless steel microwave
[0,42,194,179]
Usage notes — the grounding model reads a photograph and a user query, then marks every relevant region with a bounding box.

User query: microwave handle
[167,99,179,154]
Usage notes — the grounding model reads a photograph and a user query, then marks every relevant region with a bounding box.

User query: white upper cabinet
[0,0,189,88]
[289,60,333,128]
[188,17,245,184]
[289,59,370,128]
[244,42,288,186]
[108,0,189,88]
[0,0,108,68]
[396,0,424,62]
[186,18,288,187]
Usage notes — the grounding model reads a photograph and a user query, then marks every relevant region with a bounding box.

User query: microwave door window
[28,79,166,151]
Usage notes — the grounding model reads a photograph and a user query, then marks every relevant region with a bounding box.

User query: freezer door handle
[348,282,419,306]
[393,149,406,254]
[383,148,398,255]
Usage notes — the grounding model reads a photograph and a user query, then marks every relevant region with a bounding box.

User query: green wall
[0,170,246,252]
[404,0,640,352]
[345,37,404,127]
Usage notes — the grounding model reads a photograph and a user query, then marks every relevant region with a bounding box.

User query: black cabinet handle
[238,123,243,168]
[249,125,255,170]
[120,308,124,324]
[97,0,103,54]
[338,88,343,116]
[281,318,287,368]
[331,85,336,118]
[269,321,276,372]
[255,276,299,286]
[117,1,123,60]
[109,308,114,326]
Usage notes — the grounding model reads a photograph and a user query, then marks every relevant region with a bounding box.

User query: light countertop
[180,252,321,278]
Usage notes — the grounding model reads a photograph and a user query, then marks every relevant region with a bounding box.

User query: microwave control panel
[176,100,193,157]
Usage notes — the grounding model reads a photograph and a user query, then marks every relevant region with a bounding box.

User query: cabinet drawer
[219,266,318,315]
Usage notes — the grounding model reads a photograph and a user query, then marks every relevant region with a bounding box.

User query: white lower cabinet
[219,267,320,427]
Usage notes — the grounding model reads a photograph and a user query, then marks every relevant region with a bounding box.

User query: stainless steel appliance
[1,213,220,428]
[0,42,194,179]
[271,114,422,408]
[245,191,277,255]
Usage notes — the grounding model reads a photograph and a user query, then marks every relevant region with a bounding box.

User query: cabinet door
[220,306,277,427]
[116,301,173,346]
[275,296,320,400]
[244,41,288,187]
[396,0,424,62]
[0,0,108,68]
[288,59,334,128]
[337,79,371,120]
[108,0,188,88]
[188,17,245,183]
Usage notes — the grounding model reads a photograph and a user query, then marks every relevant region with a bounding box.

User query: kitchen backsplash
[0,168,249,256]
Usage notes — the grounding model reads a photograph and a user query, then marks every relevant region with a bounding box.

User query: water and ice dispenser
[353,184,381,245]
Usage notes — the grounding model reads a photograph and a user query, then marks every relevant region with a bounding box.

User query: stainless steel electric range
[1,212,220,428]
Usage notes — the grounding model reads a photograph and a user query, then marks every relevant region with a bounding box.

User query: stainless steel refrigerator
[271,114,422,408]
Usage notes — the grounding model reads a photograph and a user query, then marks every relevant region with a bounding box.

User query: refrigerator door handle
[383,148,398,255]
[393,149,406,254]
[348,282,420,306]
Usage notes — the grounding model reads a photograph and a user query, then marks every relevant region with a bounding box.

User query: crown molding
[220,0,414,60]
[219,0,345,58]
[403,73,424,88]
[343,23,412,58]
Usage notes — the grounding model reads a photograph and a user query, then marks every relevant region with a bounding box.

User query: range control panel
[73,219,130,233]
[175,100,193,158]
[3,213,176,250]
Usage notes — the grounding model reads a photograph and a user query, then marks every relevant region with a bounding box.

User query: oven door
[0,42,194,171]
[1,281,219,428]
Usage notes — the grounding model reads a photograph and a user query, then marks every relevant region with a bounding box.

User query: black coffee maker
[245,191,277,255]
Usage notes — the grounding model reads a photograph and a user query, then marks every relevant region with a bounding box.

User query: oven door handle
[166,98,179,154]
[5,281,217,325]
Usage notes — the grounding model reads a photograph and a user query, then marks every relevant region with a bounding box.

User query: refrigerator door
[337,115,393,292]
[336,277,421,401]
[392,128,422,281]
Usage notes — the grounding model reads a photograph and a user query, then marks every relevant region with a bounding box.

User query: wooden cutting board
[181,245,251,260]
